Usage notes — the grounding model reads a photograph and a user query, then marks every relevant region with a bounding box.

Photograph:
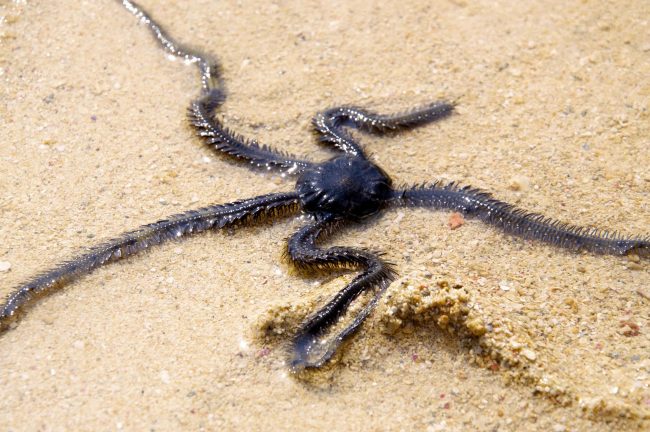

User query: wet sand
[0,0,648,430]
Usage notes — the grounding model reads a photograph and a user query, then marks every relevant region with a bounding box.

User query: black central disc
[296,156,392,219]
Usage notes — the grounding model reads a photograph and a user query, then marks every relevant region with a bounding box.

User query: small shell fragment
[521,348,537,361]
[448,212,465,230]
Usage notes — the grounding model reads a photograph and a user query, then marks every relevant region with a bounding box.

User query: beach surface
[0,0,648,430]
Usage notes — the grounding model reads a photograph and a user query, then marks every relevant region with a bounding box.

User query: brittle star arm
[312,101,454,157]
[120,0,221,93]
[393,182,650,257]
[121,0,314,176]
[287,214,396,369]
[0,192,300,330]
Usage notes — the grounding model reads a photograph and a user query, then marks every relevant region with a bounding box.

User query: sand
[0,0,648,430]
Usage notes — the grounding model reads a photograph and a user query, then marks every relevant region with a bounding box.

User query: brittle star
[1,0,648,370]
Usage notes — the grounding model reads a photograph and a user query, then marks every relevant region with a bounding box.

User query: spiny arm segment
[120,0,314,175]
[0,193,300,329]
[396,182,649,257]
[287,215,396,369]
[188,89,314,175]
[312,101,454,157]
